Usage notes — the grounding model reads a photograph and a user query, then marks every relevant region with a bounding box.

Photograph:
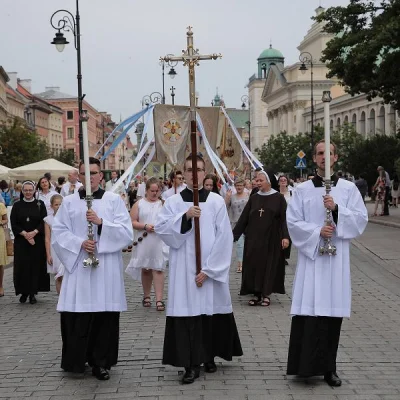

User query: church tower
[247,44,285,150]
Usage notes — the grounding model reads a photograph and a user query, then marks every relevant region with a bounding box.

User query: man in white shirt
[60,169,83,197]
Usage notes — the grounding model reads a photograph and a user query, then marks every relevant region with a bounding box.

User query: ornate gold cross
[160,27,221,288]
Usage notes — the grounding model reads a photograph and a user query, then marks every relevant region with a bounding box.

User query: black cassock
[233,192,289,298]
[11,199,49,296]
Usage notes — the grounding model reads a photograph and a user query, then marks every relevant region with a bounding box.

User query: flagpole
[160,27,221,287]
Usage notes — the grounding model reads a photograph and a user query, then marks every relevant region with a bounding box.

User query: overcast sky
[2,0,349,121]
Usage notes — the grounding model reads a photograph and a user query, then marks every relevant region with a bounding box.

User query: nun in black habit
[233,169,289,306]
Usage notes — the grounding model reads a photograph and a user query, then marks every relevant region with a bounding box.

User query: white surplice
[52,191,133,312]
[287,179,368,318]
[155,191,233,317]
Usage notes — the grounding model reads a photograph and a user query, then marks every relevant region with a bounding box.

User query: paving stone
[1,223,400,399]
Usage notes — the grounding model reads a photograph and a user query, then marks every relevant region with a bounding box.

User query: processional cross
[259,208,264,217]
[160,27,221,287]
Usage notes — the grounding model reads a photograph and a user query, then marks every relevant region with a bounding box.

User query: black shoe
[204,361,217,373]
[19,294,28,303]
[324,371,342,387]
[92,366,110,381]
[29,295,37,304]
[182,367,200,384]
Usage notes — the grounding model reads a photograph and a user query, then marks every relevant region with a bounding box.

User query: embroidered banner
[153,105,190,167]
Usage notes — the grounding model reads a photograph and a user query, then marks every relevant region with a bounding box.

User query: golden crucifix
[160,26,221,287]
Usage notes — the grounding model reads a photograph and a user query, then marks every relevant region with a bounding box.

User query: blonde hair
[234,177,245,185]
[50,194,63,205]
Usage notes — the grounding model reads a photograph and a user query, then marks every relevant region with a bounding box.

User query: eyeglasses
[79,171,99,176]
[186,168,205,173]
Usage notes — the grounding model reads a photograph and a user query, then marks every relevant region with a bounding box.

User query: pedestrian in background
[11,180,49,305]
[44,194,64,294]
[0,201,9,297]
[226,178,249,273]
[203,173,220,195]
[391,174,399,208]
[355,173,368,203]
[372,169,386,216]
[12,183,22,204]
[36,176,56,216]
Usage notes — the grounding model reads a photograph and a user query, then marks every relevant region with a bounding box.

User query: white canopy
[8,158,77,181]
[0,164,10,180]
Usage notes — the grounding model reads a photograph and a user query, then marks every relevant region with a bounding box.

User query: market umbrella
[8,158,77,181]
[0,164,10,180]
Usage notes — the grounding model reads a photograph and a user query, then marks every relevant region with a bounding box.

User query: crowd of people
[0,143,385,387]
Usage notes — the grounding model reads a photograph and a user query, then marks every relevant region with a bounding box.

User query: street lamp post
[299,51,315,151]
[50,0,85,162]
[241,95,251,152]
[160,57,178,105]
[170,86,176,105]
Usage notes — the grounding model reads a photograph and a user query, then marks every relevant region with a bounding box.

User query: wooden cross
[160,27,221,287]
[259,208,264,217]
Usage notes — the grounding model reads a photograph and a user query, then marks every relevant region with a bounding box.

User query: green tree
[0,119,51,168]
[316,0,400,109]
[54,149,76,166]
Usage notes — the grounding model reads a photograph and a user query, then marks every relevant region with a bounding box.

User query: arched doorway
[377,106,385,133]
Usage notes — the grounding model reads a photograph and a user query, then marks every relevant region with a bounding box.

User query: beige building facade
[247,6,398,147]
[0,67,9,123]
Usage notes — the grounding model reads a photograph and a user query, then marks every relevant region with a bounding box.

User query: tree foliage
[256,125,364,175]
[0,119,51,168]
[316,0,400,109]
[55,149,76,167]
[256,125,400,190]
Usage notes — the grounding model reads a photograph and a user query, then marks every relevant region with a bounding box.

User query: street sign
[295,157,307,169]
[297,150,305,159]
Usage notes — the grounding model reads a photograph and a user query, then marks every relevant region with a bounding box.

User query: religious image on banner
[153,105,190,167]
[217,112,242,172]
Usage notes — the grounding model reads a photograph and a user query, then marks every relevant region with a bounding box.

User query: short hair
[184,155,205,171]
[58,176,66,185]
[111,170,119,175]
[234,177,245,185]
[0,180,8,190]
[44,172,51,179]
[278,174,289,185]
[174,170,183,177]
[313,140,337,155]
[79,157,101,170]
[50,193,63,205]
[145,177,160,190]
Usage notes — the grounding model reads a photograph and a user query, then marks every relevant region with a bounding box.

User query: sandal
[156,301,165,311]
[259,297,270,307]
[248,298,259,306]
[142,297,151,307]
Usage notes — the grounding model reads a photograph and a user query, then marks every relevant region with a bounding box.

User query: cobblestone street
[1,222,400,400]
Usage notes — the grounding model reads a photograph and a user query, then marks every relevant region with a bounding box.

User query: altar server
[52,157,133,381]
[286,141,368,387]
[155,154,242,385]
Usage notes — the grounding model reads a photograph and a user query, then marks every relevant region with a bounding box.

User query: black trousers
[287,315,342,376]
[60,312,120,373]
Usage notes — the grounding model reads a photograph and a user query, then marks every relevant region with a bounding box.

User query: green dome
[258,45,284,60]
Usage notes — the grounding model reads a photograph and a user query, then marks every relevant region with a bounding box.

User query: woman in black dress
[11,181,49,304]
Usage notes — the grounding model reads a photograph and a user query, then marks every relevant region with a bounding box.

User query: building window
[67,127,74,139]
[67,110,74,120]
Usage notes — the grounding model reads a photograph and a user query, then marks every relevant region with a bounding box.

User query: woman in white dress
[126,177,167,311]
